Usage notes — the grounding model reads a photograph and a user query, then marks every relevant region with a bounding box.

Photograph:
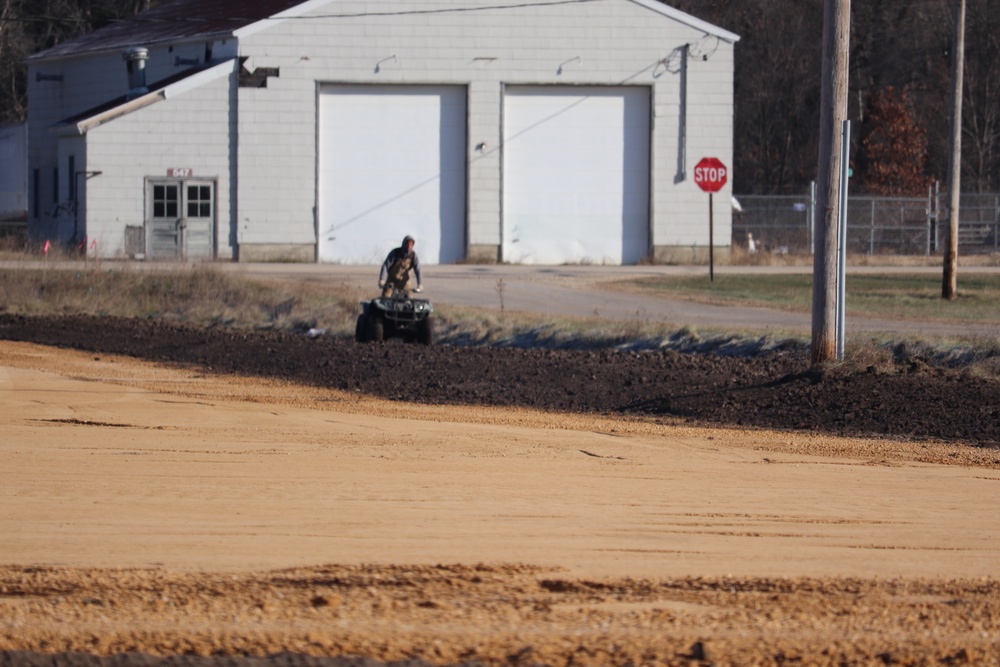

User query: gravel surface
[2,565,998,667]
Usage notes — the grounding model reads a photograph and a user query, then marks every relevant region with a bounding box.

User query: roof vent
[123,47,149,100]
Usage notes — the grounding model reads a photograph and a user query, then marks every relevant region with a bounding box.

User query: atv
[355,287,434,345]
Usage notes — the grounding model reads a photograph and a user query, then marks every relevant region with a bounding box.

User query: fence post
[926,185,932,256]
[869,199,875,255]
[934,180,941,252]
[809,181,817,254]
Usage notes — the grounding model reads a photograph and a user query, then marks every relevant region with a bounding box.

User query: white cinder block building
[0,123,28,222]
[26,0,738,264]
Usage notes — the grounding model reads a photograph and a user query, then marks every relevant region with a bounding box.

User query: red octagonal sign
[694,157,728,193]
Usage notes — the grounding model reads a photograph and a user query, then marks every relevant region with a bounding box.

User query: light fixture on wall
[375,55,397,73]
[476,142,488,152]
[557,56,581,75]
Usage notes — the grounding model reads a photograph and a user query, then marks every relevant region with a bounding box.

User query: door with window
[147,179,215,260]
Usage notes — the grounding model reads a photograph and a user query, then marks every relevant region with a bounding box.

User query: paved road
[227,263,1000,339]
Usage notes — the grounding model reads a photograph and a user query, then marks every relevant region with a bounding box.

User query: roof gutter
[54,91,165,136]
[51,58,235,136]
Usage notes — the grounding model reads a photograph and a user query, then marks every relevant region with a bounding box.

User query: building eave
[51,59,235,136]
[629,0,740,43]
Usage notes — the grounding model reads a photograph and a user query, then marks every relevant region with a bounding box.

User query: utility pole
[942,0,965,300]
[811,0,851,365]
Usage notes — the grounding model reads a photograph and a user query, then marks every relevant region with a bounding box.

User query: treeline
[3,0,999,195]
[0,0,155,121]
[666,0,1000,195]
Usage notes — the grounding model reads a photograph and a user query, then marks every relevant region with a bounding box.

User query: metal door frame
[145,177,217,260]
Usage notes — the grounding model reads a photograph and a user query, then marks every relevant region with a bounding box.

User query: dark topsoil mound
[1,314,997,446]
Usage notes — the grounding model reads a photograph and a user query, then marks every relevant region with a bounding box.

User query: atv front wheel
[417,316,434,346]
[369,313,386,343]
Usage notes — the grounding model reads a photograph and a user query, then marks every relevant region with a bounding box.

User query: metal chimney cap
[123,47,149,62]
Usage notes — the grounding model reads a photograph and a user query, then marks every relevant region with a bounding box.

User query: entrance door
[183,182,215,260]
[147,179,215,260]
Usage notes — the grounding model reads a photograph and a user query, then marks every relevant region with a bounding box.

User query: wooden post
[709,192,714,282]
[943,0,965,300]
[811,0,851,365]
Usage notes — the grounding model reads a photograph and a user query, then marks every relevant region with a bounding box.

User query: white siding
[234,0,735,262]
[0,124,27,220]
[27,0,736,262]
[27,41,233,244]
[82,63,236,258]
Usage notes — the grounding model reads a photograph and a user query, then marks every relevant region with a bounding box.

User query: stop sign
[693,157,727,193]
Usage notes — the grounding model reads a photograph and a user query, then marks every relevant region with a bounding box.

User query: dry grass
[0,263,363,335]
[1,247,997,377]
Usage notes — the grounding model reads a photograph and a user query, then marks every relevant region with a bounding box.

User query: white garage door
[318,85,467,264]
[503,86,650,265]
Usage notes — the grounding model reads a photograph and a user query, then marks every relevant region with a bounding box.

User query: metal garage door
[318,85,467,264]
[503,86,650,265]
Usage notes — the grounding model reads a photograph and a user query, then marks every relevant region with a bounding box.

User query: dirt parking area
[1,337,998,666]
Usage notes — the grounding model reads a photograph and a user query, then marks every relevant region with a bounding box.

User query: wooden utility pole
[811,0,851,365]
[942,0,965,300]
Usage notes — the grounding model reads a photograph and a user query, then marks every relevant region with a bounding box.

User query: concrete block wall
[27,37,239,246]
[82,65,236,258]
[234,0,736,263]
[0,123,27,220]
[25,0,736,263]
[654,45,735,256]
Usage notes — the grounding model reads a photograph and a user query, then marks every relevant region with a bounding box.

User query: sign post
[693,157,728,281]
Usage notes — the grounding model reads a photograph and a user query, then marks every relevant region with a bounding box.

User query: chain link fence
[733,187,1000,256]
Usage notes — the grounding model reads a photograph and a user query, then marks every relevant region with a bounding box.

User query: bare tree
[0,0,161,123]
[961,1,1000,192]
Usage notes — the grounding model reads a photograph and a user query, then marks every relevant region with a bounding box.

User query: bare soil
[2,314,1000,667]
[0,314,998,447]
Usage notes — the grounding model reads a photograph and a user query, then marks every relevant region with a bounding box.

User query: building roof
[53,59,236,135]
[28,0,310,61]
[30,0,737,62]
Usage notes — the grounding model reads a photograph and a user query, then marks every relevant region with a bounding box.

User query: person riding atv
[356,235,434,345]
[379,235,422,298]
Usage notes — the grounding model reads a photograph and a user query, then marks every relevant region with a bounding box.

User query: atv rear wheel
[354,314,369,343]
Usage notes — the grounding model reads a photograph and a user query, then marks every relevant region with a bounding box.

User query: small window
[153,184,179,218]
[187,184,212,218]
